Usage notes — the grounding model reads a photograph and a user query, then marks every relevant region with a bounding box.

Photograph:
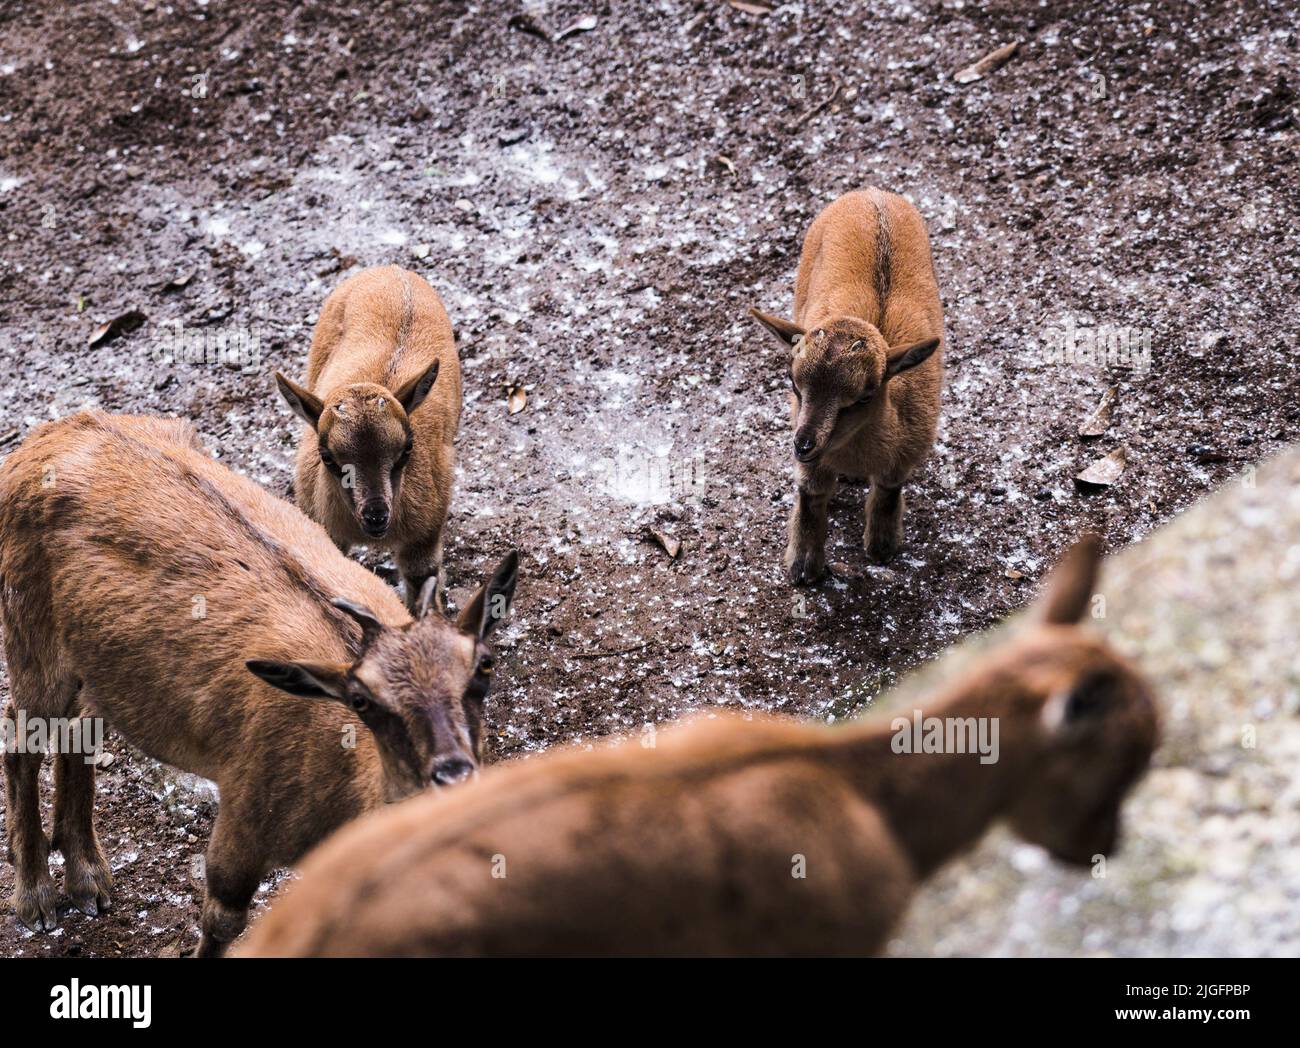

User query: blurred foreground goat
[239,536,1156,957]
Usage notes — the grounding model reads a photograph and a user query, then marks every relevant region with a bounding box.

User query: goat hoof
[66,858,113,918]
[69,888,111,918]
[865,531,901,565]
[15,876,59,932]
[786,551,827,586]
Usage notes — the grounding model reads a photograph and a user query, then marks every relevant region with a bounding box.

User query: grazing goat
[751,187,944,584]
[0,412,517,956]
[238,536,1157,958]
[277,265,462,611]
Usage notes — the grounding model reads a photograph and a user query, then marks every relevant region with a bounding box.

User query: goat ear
[275,372,324,430]
[1038,534,1103,625]
[415,575,444,619]
[1041,670,1117,738]
[331,597,386,647]
[884,337,940,378]
[748,308,806,348]
[246,659,349,701]
[393,360,440,416]
[457,550,519,640]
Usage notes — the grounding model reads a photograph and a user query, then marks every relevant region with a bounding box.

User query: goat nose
[361,501,389,532]
[431,757,475,786]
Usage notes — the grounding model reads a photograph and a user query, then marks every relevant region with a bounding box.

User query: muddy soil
[0,1,1295,956]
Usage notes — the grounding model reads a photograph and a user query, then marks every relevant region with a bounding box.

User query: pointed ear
[275,372,324,430]
[748,308,806,348]
[1038,534,1103,625]
[331,597,386,648]
[456,550,519,640]
[415,575,444,619]
[246,659,349,700]
[393,360,440,416]
[884,337,940,378]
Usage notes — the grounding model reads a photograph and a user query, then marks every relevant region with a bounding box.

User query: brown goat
[750,187,944,584]
[0,412,517,956]
[277,264,462,612]
[238,537,1158,958]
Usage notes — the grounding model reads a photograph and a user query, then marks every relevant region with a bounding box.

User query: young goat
[277,264,462,611]
[238,537,1158,958]
[750,187,944,584]
[0,412,517,956]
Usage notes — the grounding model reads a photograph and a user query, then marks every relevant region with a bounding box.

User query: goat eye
[350,694,370,713]
[478,656,495,676]
[319,447,337,469]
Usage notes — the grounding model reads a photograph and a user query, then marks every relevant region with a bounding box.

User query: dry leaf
[829,560,863,580]
[681,10,711,33]
[507,385,527,415]
[715,154,738,177]
[953,40,1020,84]
[646,526,681,560]
[1075,447,1127,489]
[1079,385,1117,438]
[88,310,146,347]
[556,15,597,40]
[728,1,772,14]
[1004,567,1026,580]
[159,271,194,293]
[507,13,552,41]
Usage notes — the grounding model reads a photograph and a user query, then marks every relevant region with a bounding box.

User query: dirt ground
[0,0,1295,957]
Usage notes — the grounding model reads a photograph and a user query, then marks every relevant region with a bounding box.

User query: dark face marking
[317,386,416,537]
[789,322,885,462]
[351,617,497,800]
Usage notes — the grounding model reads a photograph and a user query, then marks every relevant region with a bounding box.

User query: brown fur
[278,265,462,611]
[238,537,1158,958]
[0,412,516,956]
[750,187,944,584]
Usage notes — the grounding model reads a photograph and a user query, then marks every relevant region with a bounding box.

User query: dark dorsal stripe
[872,192,893,323]
[383,272,416,388]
